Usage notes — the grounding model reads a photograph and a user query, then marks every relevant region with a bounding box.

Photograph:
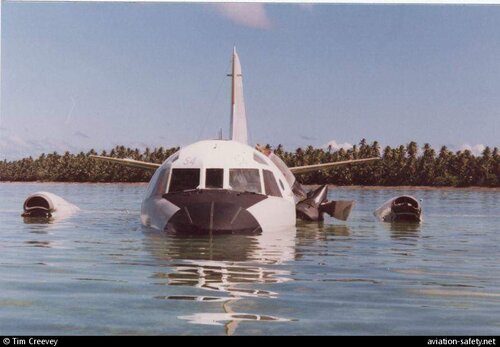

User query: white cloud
[459,143,486,156]
[324,140,353,152]
[213,3,272,30]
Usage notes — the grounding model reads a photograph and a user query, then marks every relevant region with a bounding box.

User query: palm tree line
[0,140,498,186]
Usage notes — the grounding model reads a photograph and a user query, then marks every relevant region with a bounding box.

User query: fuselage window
[206,168,224,189]
[229,169,262,194]
[168,168,200,193]
[263,170,282,197]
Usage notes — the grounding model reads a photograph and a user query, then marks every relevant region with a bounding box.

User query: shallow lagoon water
[1,183,499,335]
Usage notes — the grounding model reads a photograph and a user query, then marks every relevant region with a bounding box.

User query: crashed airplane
[23,48,382,232]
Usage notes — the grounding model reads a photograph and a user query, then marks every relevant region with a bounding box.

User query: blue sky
[1,2,499,160]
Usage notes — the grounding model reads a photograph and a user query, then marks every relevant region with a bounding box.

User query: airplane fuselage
[140,139,296,233]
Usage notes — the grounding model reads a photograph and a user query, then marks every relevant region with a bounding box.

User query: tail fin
[229,47,248,145]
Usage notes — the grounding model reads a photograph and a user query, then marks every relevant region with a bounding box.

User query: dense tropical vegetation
[0,140,498,187]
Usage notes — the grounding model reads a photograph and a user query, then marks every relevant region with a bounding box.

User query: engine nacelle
[22,191,79,219]
[374,195,422,223]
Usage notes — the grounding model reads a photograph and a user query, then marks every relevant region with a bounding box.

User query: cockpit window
[168,168,200,192]
[263,170,282,197]
[206,168,223,189]
[229,169,262,194]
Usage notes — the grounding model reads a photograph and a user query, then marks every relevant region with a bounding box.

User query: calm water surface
[1,183,499,335]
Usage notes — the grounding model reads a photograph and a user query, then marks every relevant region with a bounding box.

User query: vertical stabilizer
[229,47,248,145]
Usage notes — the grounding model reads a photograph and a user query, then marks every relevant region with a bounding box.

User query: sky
[1,2,499,160]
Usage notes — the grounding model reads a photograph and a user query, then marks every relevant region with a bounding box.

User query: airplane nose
[163,190,266,234]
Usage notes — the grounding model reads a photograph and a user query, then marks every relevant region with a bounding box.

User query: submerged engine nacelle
[22,191,80,219]
[296,185,355,222]
[374,195,422,223]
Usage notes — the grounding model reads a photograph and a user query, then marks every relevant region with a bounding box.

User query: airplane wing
[289,157,380,175]
[89,155,161,170]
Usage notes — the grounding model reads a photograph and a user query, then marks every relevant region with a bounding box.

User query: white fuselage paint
[141,139,296,232]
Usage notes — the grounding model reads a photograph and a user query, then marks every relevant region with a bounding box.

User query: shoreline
[325,185,500,192]
[1,181,498,192]
[0,181,149,186]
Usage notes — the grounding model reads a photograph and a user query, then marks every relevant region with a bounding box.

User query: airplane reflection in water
[144,226,297,334]
[143,222,381,335]
[143,220,422,335]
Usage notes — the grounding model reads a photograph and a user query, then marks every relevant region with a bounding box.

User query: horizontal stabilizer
[89,155,160,170]
[289,157,380,175]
